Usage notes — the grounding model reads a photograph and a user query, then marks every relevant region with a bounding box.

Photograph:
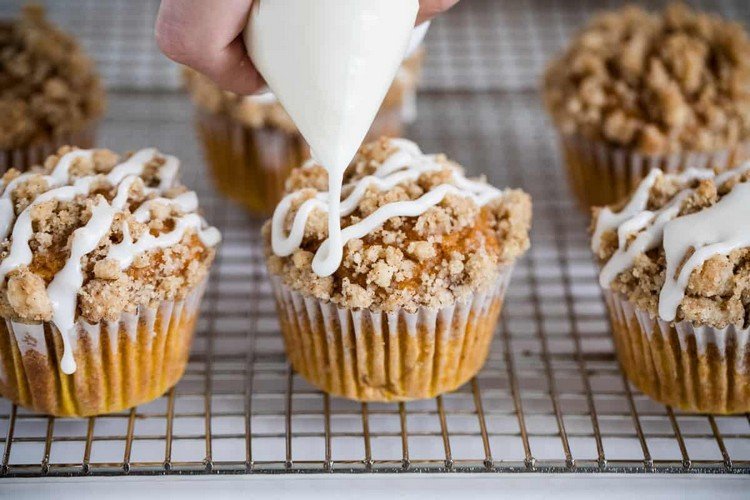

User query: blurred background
[2,0,750,91]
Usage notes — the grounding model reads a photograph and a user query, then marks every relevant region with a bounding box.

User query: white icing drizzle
[591,168,715,254]
[0,149,220,374]
[659,182,750,321]
[271,138,503,278]
[593,163,750,323]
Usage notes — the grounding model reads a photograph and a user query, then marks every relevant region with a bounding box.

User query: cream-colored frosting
[593,164,750,323]
[271,138,503,277]
[0,149,221,374]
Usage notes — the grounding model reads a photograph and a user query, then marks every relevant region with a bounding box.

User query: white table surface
[3,474,750,500]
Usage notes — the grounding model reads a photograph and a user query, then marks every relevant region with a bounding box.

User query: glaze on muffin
[264,138,531,312]
[0,146,219,371]
[593,165,750,328]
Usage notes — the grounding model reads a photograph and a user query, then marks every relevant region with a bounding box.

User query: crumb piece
[6,267,52,321]
[406,241,436,260]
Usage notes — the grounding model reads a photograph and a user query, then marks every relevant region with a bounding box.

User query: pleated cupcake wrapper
[604,290,750,414]
[0,122,98,174]
[0,280,207,417]
[270,266,513,402]
[558,133,750,208]
[195,110,308,216]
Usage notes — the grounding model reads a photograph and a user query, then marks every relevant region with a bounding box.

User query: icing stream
[271,139,503,277]
[0,149,221,374]
[593,163,750,323]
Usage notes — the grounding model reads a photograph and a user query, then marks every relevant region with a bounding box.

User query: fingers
[417,0,461,24]
[156,0,263,94]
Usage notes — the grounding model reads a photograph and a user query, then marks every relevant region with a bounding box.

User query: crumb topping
[0,146,218,324]
[0,6,105,150]
[264,138,532,313]
[593,167,750,328]
[544,3,750,155]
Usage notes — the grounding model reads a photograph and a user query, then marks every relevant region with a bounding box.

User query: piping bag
[244,0,420,174]
[244,0,420,277]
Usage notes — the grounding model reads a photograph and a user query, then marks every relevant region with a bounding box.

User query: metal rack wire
[1,0,749,480]
[1,90,748,478]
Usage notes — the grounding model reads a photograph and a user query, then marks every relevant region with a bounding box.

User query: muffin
[544,3,750,208]
[263,138,532,401]
[0,6,105,172]
[184,44,426,216]
[0,146,220,417]
[592,164,750,414]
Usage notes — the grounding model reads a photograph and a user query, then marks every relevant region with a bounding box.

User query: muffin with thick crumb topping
[263,138,531,401]
[544,3,750,208]
[592,164,750,413]
[0,6,105,172]
[183,34,426,216]
[0,146,220,416]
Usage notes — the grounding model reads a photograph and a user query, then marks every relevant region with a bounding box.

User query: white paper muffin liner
[559,133,750,208]
[0,280,207,417]
[269,266,513,402]
[603,290,750,414]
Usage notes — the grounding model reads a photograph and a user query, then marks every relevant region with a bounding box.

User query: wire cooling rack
[0,91,748,478]
[1,0,750,480]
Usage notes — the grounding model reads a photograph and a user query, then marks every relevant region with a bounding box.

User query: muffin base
[0,281,206,417]
[559,134,750,208]
[604,290,750,414]
[0,122,98,174]
[196,111,308,216]
[270,268,512,402]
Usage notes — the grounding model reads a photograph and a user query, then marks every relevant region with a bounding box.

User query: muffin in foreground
[183,46,425,216]
[0,146,220,416]
[544,3,750,208]
[592,165,750,413]
[263,138,532,401]
[0,6,105,172]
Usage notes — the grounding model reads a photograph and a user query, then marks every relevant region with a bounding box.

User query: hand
[156,0,460,95]
[418,0,460,24]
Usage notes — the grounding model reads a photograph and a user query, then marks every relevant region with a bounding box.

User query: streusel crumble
[0,6,105,151]
[544,3,750,155]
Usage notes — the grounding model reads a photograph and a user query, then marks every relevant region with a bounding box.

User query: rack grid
[1,90,748,478]
[1,0,750,480]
